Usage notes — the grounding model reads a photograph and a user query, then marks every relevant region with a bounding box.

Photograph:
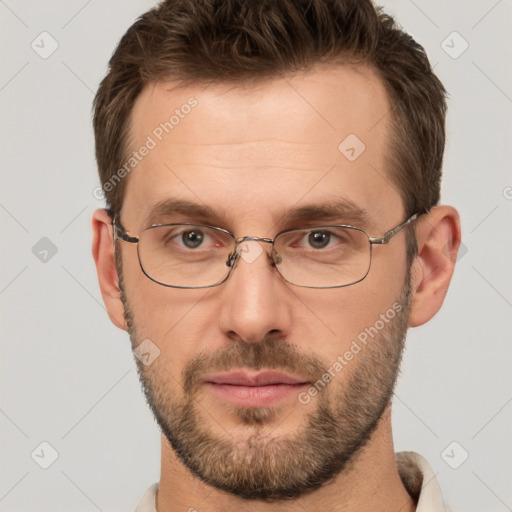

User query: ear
[91,209,127,331]
[408,205,461,327]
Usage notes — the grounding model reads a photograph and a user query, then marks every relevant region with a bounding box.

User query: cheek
[121,244,204,336]
[123,269,222,374]
[291,269,406,366]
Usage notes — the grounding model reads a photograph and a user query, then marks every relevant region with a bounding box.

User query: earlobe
[408,205,461,327]
[91,209,128,331]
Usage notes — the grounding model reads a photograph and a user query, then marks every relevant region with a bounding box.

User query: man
[91,0,461,510]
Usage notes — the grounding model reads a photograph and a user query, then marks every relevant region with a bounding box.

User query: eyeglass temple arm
[111,210,425,246]
[112,217,139,244]
[368,212,422,245]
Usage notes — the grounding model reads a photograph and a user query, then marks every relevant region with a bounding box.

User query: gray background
[0,0,511,510]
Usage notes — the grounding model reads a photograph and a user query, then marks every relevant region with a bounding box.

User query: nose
[218,240,293,344]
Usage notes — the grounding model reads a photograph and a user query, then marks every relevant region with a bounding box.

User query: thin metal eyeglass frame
[112,212,422,289]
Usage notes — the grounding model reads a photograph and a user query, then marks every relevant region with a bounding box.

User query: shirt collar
[135,452,449,512]
[397,451,450,511]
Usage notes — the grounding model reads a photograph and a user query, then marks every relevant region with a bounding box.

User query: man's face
[118,65,412,499]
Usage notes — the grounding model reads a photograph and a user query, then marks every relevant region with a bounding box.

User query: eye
[307,230,331,249]
[181,229,204,249]
[158,226,221,250]
[287,228,352,252]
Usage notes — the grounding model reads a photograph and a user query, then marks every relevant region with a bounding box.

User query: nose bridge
[219,237,291,343]
[228,236,278,271]
[235,235,274,244]
[236,238,272,266]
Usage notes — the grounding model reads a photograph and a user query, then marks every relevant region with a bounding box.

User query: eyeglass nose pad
[226,251,239,268]
[271,249,282,266]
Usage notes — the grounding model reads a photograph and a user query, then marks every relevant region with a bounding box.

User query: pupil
[308,231,330,249]
[182,230,204,248]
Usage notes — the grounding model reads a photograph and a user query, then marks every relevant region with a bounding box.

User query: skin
[92,64,461,511]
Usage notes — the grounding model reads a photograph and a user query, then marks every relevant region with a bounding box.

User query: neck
[156,408,415,512]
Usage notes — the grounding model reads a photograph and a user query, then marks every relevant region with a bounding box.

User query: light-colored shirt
[135,451,451,511]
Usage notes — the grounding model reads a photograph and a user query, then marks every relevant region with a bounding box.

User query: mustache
[182,334,328,396]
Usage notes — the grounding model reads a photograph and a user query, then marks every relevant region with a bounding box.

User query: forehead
[123,64,402,232]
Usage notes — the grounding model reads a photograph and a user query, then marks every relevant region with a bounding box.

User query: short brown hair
[94,0,446,249]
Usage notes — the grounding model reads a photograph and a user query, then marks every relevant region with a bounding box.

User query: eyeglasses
[112,213,421,289]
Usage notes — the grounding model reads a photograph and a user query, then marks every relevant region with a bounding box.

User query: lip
[203,370,310,408]
[205,370,308,386]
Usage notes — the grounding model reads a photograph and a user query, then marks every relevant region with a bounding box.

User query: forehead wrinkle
[163,140,336,169]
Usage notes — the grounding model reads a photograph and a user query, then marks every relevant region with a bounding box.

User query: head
[92,0,460,501]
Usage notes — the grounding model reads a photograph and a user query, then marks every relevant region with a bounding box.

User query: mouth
[203,370,311,407]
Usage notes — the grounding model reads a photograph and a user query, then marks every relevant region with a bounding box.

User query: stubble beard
[119,265,412,501]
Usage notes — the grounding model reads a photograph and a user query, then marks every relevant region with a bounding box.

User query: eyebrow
[143,197,372,231]
[144,198,222,227]
[278,200,371,229]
